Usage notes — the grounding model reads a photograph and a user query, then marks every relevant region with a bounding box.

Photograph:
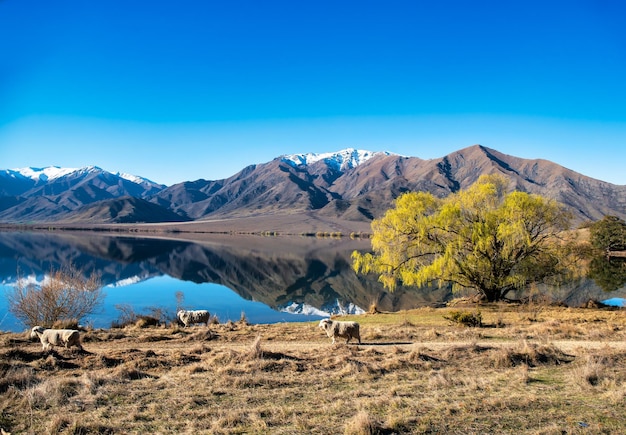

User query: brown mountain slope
[153,160,338,219]
[324,145,626,224]
[67,197,190,223]
[448,146,626,221]
[150,145,625,226]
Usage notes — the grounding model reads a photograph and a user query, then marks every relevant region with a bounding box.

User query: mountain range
[1,145,625,228]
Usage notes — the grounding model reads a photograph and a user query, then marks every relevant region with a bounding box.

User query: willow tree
[353,174,579,302]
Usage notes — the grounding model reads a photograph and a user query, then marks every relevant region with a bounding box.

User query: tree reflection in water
[1,231,625,332]
[588,255,626,292]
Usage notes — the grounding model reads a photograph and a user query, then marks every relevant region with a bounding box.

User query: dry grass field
[1,305,625,434]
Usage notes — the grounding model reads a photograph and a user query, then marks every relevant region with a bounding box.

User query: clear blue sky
[1,0,625,186]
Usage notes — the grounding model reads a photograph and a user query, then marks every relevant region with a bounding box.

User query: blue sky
[1,0,625,186]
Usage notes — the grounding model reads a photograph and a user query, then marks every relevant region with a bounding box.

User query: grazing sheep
[30,326,83,351]
[318,318,361,344]
[177,309,210,327]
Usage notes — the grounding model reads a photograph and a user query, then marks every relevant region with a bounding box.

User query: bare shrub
[112,304,165,329]
[111,303,137,328]
[145,305,172,325]
[7,264,103,328]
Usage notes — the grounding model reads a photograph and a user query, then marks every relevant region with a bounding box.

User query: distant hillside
[67,197,191,224]
[0,166,167,222]
[152,145,626,225]
[1,145,625,227]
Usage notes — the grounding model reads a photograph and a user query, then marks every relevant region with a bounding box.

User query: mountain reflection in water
[1,231,624,332]
[0,231,451,331]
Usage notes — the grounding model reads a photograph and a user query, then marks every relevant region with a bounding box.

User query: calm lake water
[1,230,624,332]
[0,231,428,332]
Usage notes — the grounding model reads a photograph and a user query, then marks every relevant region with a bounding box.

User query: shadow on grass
[261,350,303,361]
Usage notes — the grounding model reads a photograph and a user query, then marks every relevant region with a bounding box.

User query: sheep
[30,326,83,351]
[318,318,361,344]
[177,309,210,327]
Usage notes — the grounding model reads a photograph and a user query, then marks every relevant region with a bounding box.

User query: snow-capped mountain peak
[11,166,163,188]
[15,166,82,182]
[281,148,393,171]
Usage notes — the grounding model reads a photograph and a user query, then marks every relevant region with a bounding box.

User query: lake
[0,230,448,332]
[1,230,624,332]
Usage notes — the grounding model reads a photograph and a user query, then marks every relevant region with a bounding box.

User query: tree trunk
[481,287,503,303]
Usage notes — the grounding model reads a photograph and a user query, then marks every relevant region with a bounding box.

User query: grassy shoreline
[1,305,625,434]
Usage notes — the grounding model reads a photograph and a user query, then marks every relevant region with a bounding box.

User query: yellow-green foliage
[353,174,580,302]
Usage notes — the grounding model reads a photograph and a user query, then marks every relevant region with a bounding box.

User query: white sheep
[318,318,361,344]
[177,309,210,327]
[30,326,83,351]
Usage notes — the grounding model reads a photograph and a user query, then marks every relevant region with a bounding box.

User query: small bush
[443,310,482,327]
[111,304,138,328]
[112,305,164,328]
[7,264,103,328]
